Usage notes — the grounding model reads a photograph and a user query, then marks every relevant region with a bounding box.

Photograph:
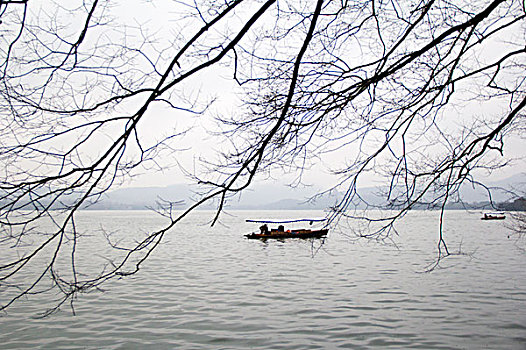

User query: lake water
[1,210,525,349]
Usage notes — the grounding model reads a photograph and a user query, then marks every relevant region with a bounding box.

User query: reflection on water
[1,210,525,349]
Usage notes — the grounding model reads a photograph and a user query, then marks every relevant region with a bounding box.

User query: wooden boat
[245,229,328,240]
[244,218,328,240]
[481,212,506,220]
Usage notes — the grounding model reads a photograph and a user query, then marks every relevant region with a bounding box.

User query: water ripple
[1,210,525,349]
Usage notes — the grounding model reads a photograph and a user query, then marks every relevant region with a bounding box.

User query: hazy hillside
[85,173,525,210]
[458,173,525,203]
[86,184,195,210]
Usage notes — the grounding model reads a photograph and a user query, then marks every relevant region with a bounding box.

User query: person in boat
[259,224,269,235]
[278,225,284,232]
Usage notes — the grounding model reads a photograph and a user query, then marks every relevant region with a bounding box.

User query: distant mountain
[498,197,526,211]
[83,182,339,210]
[459,173,525,203]
[83,173,525,210]
[350,173,526,209]
[85,184,195,210]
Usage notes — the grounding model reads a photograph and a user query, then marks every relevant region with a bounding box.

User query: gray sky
[112,0,526,190]
[5,0,525,192]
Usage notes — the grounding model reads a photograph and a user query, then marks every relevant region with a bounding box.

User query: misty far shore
[80,173,525,211]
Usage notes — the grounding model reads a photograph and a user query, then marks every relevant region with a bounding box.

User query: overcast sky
[5,0,525,192]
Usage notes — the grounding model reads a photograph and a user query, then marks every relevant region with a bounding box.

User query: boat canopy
[246,218,326,224]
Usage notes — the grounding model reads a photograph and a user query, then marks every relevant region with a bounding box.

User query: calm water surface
[1,210,525,349]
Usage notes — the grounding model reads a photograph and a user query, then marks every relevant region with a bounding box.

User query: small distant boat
[481,212,506,220]
[244,218,328,240]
